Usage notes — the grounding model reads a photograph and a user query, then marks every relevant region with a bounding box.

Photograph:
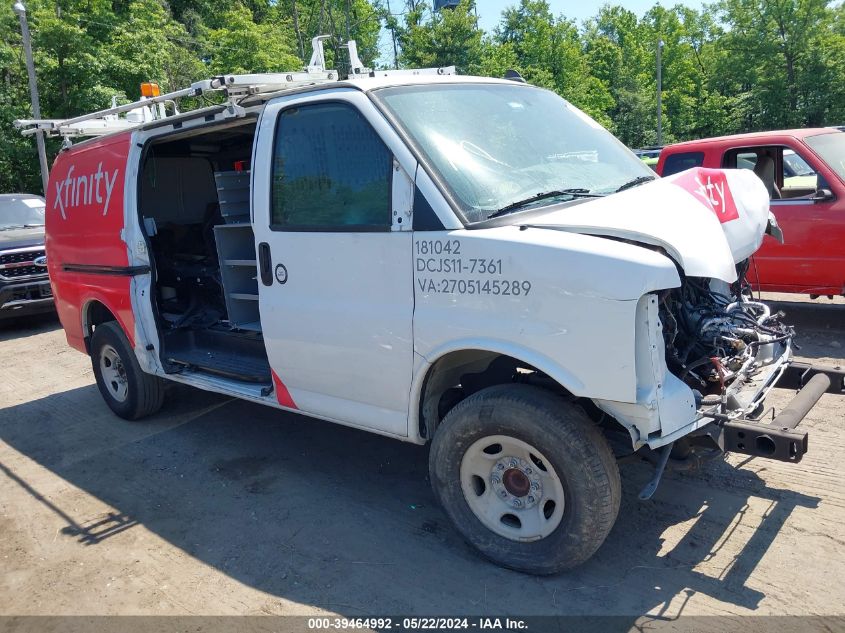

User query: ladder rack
[13,36,457,141]
[13,35,340,140]
[14,71,337,139]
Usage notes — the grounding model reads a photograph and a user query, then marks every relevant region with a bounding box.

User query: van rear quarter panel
[46,133,134,353]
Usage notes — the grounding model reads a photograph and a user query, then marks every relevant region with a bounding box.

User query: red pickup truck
[656,129,845,297]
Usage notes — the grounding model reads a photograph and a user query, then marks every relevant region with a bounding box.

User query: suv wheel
[91,321,165,420]
[429,384,621,574]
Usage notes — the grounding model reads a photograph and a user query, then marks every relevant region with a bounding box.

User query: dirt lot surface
[1,294,843,620]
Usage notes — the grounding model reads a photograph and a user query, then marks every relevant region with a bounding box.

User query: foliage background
[2,0,843,194]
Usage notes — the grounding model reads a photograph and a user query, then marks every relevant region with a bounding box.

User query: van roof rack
[14,36,339,140]
[14,37,455,141]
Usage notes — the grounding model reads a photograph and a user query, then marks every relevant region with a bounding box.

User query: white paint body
[119,76,777,450]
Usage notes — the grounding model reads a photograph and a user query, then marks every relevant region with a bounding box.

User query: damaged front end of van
[524,167,839,492]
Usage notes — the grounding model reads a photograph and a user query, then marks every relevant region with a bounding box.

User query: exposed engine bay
[660,260,794,416]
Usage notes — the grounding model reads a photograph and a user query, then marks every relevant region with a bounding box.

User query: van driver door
[251,89,415,437]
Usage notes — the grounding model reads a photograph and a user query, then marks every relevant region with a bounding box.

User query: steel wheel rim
[460,434,565,542]
[100,344,129,403]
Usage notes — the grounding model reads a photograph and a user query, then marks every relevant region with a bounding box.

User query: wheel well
[83,301,117,353]
[417,350,570,440]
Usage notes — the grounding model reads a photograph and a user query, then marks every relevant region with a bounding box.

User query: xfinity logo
[693,174,726,210]
[695,176,725,208]
[54,163,120,219]
[672,168,739,223]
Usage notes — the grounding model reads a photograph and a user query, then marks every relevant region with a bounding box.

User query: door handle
[258,242,273,286]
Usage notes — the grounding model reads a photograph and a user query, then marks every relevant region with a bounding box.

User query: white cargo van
[17,40,834,574]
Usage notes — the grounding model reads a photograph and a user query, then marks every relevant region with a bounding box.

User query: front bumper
[0,278,54,318]
[718,363,845,463]
[672,332,838,464]
[720,371,831,463]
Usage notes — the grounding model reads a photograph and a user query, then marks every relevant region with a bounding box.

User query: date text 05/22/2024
[306,616,529,630]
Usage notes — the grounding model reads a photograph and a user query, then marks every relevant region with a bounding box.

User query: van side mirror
[812,188,834,202]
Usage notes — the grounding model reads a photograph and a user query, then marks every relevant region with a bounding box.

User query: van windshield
[375,83,653,223]
[0,196,46,230]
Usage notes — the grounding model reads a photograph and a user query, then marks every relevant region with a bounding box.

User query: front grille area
[0,249,46,279]
[7,284,51,302]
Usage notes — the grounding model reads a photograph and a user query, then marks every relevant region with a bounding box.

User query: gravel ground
[0,295,843,620]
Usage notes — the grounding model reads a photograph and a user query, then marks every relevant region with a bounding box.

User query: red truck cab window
[662,151,704,176]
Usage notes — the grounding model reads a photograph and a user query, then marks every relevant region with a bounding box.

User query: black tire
[429,384,621,575]
[90,321,165,420]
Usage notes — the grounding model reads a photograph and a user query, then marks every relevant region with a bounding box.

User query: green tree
[103,0,205,97]
[397,0,484,73]
[4,0,845,197]
[583,5,656,144]
[0,9,46,192]
[205,5,300,74]
[715,0,837,129]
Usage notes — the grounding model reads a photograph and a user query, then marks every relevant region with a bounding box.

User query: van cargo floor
[163,327,271,383]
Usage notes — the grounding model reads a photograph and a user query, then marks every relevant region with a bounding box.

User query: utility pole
[13,1,49,196]
[386,0,398,69]
[344,0,351,40]
[656,38,664,147]
[291,0,304,60]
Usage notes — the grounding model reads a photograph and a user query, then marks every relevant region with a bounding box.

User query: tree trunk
[292,0,304,60]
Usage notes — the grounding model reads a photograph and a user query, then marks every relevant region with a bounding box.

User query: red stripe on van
[271,369,297,409]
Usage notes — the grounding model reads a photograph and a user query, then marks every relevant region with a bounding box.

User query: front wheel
[91,321,165,420]
[429,384,621,574]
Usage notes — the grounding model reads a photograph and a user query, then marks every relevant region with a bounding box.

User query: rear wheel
[429,384,620,574]
[91,321,165,420]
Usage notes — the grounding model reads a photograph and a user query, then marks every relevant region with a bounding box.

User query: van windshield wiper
[487,189,603,219]
[615,175,656,192]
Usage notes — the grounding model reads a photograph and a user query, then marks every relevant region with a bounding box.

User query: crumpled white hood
[524,168,772,283]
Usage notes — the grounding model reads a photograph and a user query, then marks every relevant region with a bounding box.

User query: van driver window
[271,102,392,230]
